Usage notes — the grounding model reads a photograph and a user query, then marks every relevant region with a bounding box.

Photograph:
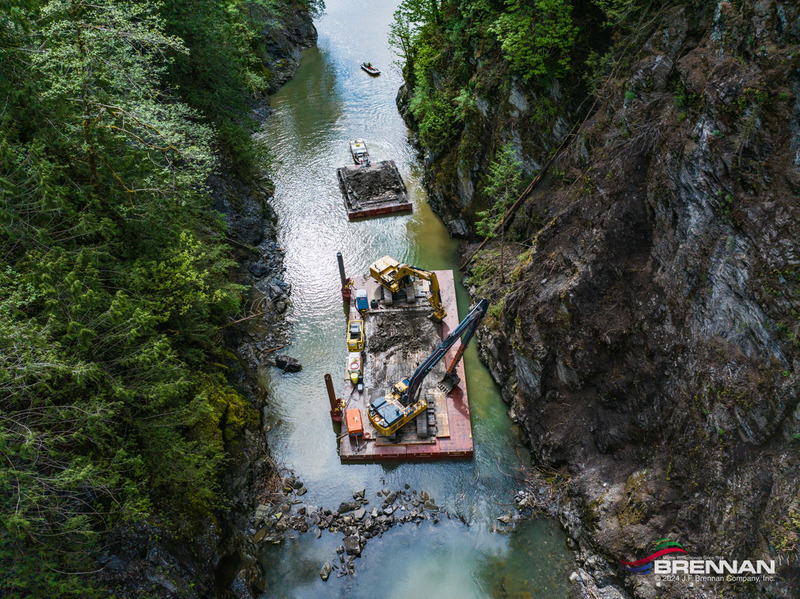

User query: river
[254,1,574,597]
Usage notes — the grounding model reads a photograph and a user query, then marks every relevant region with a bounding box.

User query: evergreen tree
[0,0,284,595]
[476,142,523,283]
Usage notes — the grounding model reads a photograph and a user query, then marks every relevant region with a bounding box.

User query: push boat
[349,139,370,166]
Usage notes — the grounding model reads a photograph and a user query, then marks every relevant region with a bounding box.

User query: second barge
[337,160,412,220]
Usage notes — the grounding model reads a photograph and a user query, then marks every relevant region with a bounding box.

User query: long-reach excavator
[367,299,488,436]
[369,255,446,321]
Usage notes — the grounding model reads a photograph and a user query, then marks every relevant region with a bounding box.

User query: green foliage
[592,0,644,26]
[409,88,460,153]
[490,0,577,80]
[390,0,441,65]
[0,0,290,595]
[476,143,523,238]
[488,297,505,320]
[158,0,278,176]
[773,506,800,552]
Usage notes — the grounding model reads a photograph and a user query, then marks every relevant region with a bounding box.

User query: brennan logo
[619,538,778,583]
[653,559,776,576]
[619,538,687,575]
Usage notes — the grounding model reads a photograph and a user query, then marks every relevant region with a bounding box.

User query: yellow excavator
[368,299,488,436]
[369,255,446,321]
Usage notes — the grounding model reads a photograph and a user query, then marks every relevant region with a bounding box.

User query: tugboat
[349,139,370,166]
[360,62,380,76]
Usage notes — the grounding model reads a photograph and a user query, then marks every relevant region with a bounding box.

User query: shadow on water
[254,1,574,596]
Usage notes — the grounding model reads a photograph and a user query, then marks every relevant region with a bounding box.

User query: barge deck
[338,270,473,462]
[337,160,412,220]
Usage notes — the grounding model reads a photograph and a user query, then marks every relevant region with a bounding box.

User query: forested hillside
[0,1,318,596]
[395,1,800,597]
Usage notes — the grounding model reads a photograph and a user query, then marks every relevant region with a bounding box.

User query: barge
[337,159,412,220]
[338,269,474,462]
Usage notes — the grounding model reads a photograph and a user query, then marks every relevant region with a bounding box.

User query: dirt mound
[367,310,439,355]
[337,160,409,209]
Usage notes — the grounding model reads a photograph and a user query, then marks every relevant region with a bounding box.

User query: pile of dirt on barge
[337,270,474,462]
[337,160,412,220]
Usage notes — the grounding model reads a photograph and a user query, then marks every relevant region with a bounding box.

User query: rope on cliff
[459,114,585,272]
[460,3,670,272]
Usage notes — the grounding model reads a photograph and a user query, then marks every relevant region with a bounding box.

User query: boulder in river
[273,355,302,372]
[252,527,268,543]
[320,562,332,582]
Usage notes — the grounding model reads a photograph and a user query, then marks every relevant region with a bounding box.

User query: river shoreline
[209,10,319,597]
[218,2,576,597]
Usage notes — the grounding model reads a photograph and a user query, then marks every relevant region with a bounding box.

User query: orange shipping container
[346,409,364,436]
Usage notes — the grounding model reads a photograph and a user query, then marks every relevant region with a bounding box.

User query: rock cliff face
[259,8,318,92]
[404,2,800,598]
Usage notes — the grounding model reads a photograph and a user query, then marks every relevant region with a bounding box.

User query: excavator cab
[390,379,410,405]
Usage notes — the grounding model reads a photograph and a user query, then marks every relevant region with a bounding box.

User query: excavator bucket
[437,373,461,393]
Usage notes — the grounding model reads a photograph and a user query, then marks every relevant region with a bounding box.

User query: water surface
[255,2,574,596]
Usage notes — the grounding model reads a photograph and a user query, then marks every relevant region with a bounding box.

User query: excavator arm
[435,300,486,392]
[394,264,447,321]
[403,298,488,405]
[367,298,488,436]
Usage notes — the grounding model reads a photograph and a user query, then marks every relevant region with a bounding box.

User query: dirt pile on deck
[368,310,439,355]
[338,160,406,203]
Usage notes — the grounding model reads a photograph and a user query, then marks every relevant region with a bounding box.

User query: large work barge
[337,269,474,462]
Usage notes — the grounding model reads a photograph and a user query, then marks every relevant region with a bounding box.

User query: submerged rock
[343,534,361,556]
[338,501,358,514]
[252,527,268,543]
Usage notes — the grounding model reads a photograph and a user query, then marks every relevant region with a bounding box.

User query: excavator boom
[367,299,488,435]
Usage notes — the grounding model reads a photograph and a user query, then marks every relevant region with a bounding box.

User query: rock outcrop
[403,2,800,598]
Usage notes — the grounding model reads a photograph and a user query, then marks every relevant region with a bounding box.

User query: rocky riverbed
[247,472,553,584]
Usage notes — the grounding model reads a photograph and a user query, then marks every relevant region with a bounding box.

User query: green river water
[254,2,574,596]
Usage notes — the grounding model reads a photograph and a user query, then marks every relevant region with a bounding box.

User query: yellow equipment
[347,352,363,387]
[347,319,365,352]
[369,255,446,321]
[368,378,426,436]
[368,299,488,436]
